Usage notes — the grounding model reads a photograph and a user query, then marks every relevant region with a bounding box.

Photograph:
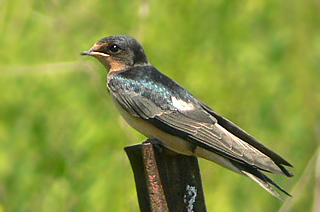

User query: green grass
[1,0,319,211]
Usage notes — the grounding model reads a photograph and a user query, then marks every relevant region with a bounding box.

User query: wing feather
[111,88,285,174]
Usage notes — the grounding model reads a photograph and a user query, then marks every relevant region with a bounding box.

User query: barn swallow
[81,35,293,200]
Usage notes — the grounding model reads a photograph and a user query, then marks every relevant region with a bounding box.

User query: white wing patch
[171,96,195,111]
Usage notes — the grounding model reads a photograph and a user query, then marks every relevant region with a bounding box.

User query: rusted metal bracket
[124,139,207,212]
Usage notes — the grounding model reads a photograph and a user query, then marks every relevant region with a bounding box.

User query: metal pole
[125,139,207,212]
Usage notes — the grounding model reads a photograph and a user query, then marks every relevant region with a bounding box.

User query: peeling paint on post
[184,185,198,212]
[125,139,207,212]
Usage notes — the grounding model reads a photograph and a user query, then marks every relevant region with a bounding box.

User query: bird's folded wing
[111,90,286,175]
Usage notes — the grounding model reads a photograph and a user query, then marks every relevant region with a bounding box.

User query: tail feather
[232,162,292,200]
[263,174,292,197]
[242,171,284,200]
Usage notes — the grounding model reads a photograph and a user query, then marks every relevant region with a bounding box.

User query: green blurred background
[1,0,319,211]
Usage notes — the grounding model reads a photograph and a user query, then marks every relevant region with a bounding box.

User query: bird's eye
[109,44,121,53]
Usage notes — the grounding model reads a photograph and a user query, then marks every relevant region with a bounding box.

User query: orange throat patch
[108,59,129,72]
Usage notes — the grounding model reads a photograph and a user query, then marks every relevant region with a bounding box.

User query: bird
[81,35,293,200]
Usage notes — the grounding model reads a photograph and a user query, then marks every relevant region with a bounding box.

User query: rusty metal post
[124,139,207,212]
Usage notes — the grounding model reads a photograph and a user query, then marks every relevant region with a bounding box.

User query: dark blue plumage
[108,65,196,110]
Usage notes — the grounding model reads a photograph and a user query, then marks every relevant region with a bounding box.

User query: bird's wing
[152,111,285,175]
[109,79,287,175]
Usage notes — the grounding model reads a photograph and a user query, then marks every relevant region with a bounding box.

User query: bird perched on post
[81,35,293,200]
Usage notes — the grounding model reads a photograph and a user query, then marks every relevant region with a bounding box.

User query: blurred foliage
[0,0,319,211]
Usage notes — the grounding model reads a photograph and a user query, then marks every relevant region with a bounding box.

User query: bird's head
[81,35,149,72]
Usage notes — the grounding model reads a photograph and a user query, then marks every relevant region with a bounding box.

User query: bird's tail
[232,162,292,200]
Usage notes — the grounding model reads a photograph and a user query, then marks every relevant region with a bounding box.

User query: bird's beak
[81,50,110,57]
[81,45,111,70]
[81,42,110,58]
